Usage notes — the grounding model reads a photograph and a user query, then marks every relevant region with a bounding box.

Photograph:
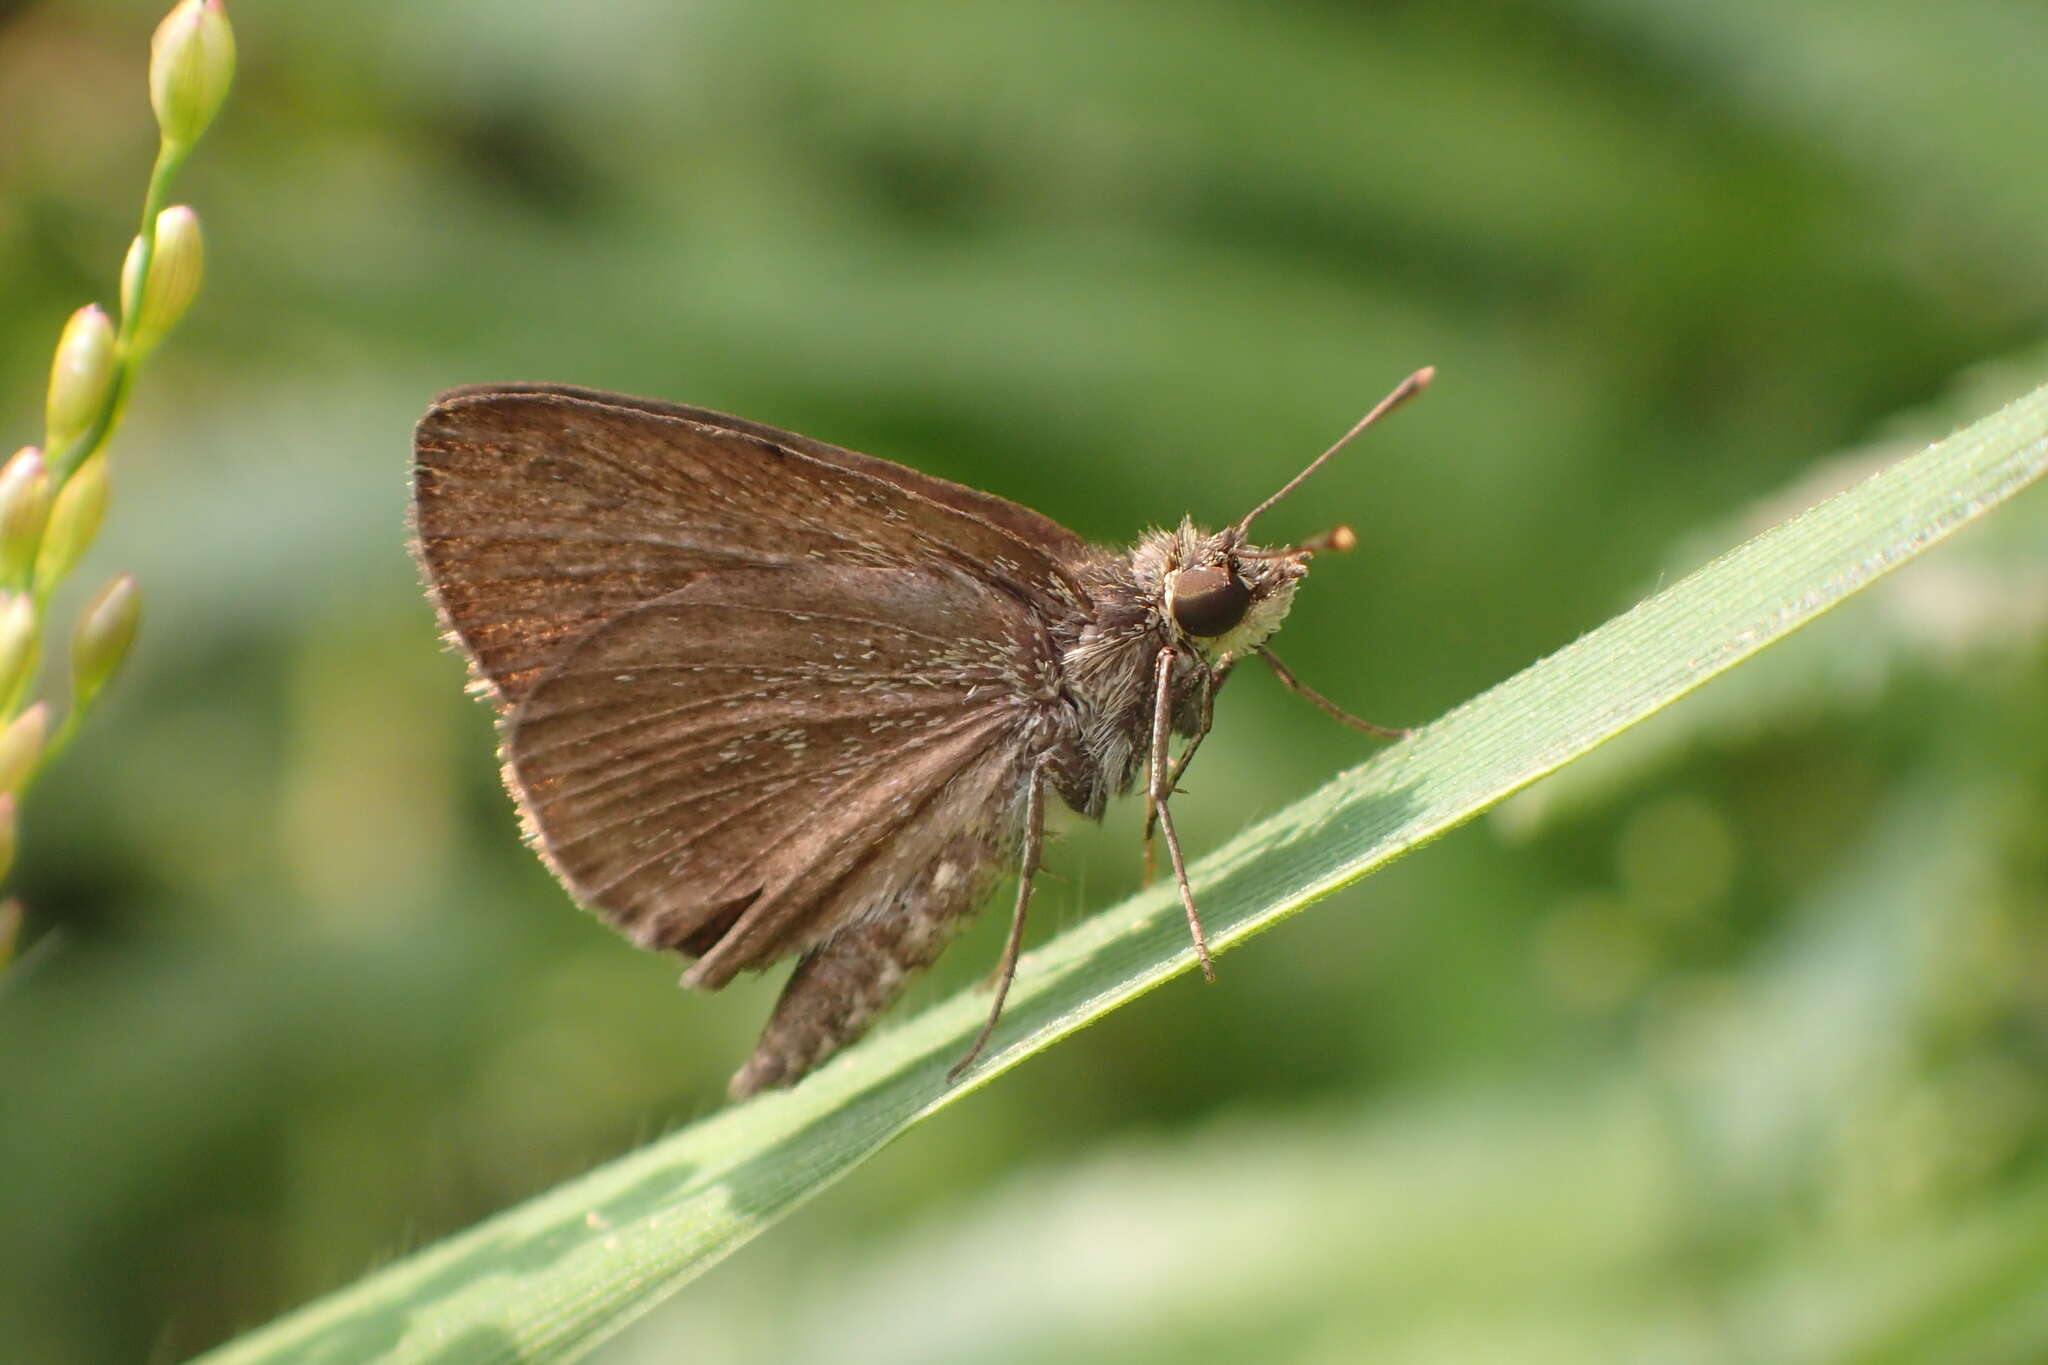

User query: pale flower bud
[73,574,142,711]
[0,596,37,711]
[44,306,116,459]
[123,206,206,354]
[35,458,110,590]
[150,0,236,149]
[0,450,52,588]
[0,703,48,795]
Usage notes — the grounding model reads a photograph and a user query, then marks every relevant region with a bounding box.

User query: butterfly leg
[1255,645,1409,739]
[1141,654,1235,885]
[949,752,1053,1083]
[1149,646,1218,982]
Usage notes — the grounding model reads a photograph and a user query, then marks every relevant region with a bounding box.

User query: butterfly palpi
[411,368,1432,1098]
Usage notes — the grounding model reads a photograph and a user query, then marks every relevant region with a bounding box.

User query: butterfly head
[1154,365,1431,659]
[1154,520,1355,659]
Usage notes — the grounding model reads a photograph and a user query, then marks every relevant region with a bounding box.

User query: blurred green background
[5,1,2048,1361]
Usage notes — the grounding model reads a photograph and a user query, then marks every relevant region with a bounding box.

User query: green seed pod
[123,208,206,355]
[44,306,116,459]
[0,596,36,712]
[72,574,141,711]
[150,0,236,150]
[35,457,110,590]
[0,703,47,795]
[0,449,52,589]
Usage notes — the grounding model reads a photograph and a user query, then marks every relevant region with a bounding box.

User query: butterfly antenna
[1236,366,1435,540]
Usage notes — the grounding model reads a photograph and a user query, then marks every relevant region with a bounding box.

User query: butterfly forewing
[412,387,1093,989]
[438,384,1097,564]
[413,387,1090,708]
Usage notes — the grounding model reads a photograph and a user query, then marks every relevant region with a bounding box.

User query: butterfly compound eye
[1169,564,1252,638]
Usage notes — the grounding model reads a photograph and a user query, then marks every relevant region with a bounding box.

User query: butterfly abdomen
[727,837,1002,1098]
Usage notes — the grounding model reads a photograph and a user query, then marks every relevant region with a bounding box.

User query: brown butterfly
[411,368,1430,1098]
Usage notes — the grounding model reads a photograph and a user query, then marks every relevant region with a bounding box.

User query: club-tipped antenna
[1238,524,1355,559]
[1236,366,1435,540]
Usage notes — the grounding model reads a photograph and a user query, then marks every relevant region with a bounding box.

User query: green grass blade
[197,380,2048,1365]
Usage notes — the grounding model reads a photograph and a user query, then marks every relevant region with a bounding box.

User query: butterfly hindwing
[505,561,1053,983]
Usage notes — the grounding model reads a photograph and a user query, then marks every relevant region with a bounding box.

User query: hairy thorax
[1047,519,1304,819]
